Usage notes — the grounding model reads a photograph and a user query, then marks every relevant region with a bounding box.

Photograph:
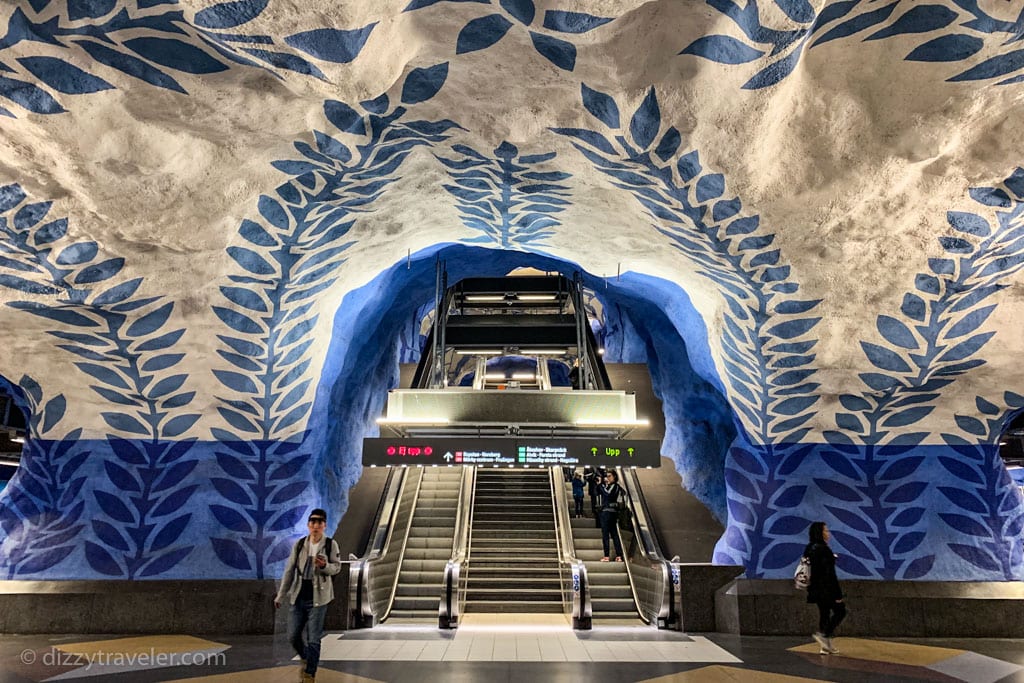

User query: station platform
[1,614,1022,683]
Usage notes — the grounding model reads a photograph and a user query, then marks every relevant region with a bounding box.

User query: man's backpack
[292,535,335,572]
[794,556,811,590]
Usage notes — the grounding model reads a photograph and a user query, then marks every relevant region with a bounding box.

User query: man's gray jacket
[276,536,343,608]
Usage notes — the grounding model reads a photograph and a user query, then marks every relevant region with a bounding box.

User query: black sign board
[362,438,661,468]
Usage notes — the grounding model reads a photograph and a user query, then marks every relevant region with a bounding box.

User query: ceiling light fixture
[517,294,557,301]
[455,349,504,355]
[464,294,506,302]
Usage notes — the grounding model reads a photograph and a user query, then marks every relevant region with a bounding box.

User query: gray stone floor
[0,615,1022,682]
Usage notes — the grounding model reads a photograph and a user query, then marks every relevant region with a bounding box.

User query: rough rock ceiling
[0,0,1022,581]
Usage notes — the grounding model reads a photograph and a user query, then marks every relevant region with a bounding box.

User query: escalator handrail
[616,466,676,628]
[440,465,476,628]
[550,467,591,629]
[378,467,423,621]
[349,466,405,625]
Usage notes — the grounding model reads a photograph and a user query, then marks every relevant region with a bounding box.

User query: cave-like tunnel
[0,0,1023,588]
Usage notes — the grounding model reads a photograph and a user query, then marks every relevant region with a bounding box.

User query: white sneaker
[812,632,828,649]
[826,637,838,654]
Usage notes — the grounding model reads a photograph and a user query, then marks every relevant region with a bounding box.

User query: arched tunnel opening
[0,375,28,492]
[305,244,738,539]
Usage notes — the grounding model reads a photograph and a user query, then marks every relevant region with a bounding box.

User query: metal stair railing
[439,465,476,628]
[616,466,680,629]
[550,466,592,629]
[348,466,423,627]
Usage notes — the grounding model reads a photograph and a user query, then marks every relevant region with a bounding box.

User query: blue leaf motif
[103,460,140,492]
[773,485,806,508]
[150,513,191,551]
[891,507,926,527]
[458,14,513,54]
[902,555,934,579]
[543,10,613,33]
[949,49,1024,82]
[906,34,984,63]
[696,174,725,202]
[730,447,766,476]
[501,0,535,26]
[765,318,819,340]
[68,0,116,20]
[194,0,270,29]
[938,486,986,514]
[56,241,99,265]
[74,258,124,284]
[878,456,925,481]
[876,315,917,349]
[17,56,113,94]
[85,541,123,576]
[529,32,576,71]
[626,89,659,150]
[824,505,874,534]
[211,504,254,533]
[93,520,130,551]
[284,24,377,64]
[725,467,760,501]
[947,211,990,237]
[946,305,995,340]
[95,490,134,523]
[866,4,957,41]
[581,84,619,128]
[243,49,326,80]
[948,543,1000,572]
[860,342,911,373]
[892,531,926,554]
[761,542,805,570]
[210,477,253,507]
[0,75,64,114]
[76,40,186,94]
[939,513,990,538]
[101,412,149,435]
[680,35,764,65]
[885,482,928,504]
[323,100,366,136]
[211,537,252,571]
[881,406,934,428]
[401,62,449,105]
[935,332,994,363]
[831,530,876,561]
[901,293,926,321]
[228,247,276,275]
[123,37,229,74]
[821,451,860,479]
[811,2,898,48]
[813,478,862,502]
[139,547,192,577]
[126,302,174,337]
[767,515,808,535]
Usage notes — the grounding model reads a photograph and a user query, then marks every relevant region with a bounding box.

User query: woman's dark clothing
[597,483,625,558]
[804,541,845,637]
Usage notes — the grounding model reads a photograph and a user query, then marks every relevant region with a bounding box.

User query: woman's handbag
[794,556,811,590]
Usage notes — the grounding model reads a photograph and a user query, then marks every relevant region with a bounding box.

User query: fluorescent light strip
[484,373,507,381]
[11,436,25,444]
[511,373,536,380]
[575,419,650,426]
[520,349,568,355]
[455,349,503,355]
[376,417,450,425]
[517,294,557,301]
[464,294,506,302]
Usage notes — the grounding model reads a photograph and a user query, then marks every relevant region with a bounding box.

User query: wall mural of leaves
[0,0,377,117]
[207,62,459,578]
[553,84,825,574]
[0,376,86,578]
[0,183,200,578]
[441,140,571,248]
[403,0,614,72]
[681,0,1024,89]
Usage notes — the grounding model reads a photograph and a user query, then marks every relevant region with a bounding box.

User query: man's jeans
[289,599,327,675]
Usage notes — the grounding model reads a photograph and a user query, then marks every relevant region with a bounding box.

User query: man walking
[275,508,342,682]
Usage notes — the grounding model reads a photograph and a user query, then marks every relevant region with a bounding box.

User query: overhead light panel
[521,349,568,355]
[484,373,507,381]
[517,294,557,301]
[376,417,450,425]
[11,436,25,444]
[464,294,506,302]
[455,349,503,355]
[511,373,536,380]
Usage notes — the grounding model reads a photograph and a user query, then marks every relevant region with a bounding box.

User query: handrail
[616,467,680,629]
[439,465,476,628]
[348,466,423,627]
[550,467,591,629]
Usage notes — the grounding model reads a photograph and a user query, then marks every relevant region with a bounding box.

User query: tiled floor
[0,615,1022,682]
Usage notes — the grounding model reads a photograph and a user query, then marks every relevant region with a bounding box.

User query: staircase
[387,467,463,620]
[465,469,563,613]
[564,479,639,620]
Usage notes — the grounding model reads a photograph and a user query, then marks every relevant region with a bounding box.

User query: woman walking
[804,521,845,654]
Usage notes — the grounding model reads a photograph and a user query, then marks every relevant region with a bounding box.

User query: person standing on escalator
[597,471,625,562]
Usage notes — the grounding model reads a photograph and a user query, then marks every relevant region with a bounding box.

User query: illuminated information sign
[362,438,661,468]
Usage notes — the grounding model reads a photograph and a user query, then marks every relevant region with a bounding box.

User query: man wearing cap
[274,508,342,683]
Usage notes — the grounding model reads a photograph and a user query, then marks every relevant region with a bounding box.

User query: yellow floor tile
[641,665,827,682]
[56,635,227,656]
[788,638,964,666]
[172,666,383,683]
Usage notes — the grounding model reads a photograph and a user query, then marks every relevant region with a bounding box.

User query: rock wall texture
[0,0,1022,580]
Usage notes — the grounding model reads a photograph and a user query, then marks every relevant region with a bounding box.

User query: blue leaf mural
[680,0,1024,88]
[810,167,1024,580]
[440,140,571,248]
[208,65,457,577]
